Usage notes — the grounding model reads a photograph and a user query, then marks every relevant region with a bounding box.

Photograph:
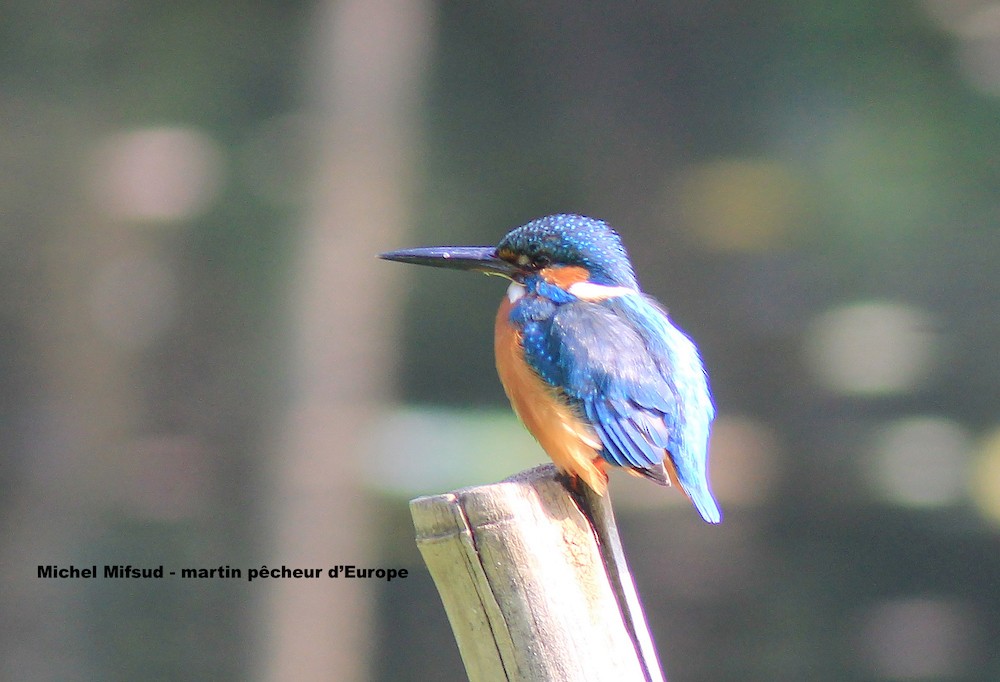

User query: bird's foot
[555,470,583,494]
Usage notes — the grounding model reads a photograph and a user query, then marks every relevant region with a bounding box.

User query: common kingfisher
[381,214,721,523]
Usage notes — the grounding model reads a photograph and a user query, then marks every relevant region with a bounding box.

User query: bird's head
[379,214,639,293]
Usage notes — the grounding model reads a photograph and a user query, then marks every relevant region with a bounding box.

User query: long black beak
[379,245,518,278]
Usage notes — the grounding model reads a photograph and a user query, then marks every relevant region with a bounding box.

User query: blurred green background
[3,1,1000,680]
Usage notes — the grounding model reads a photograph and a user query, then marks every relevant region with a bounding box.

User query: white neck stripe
[567,281,636,301]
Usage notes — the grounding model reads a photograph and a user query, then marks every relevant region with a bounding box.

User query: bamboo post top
[411,464,665,682]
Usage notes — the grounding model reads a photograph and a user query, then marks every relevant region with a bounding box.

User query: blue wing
[517,293,721,523]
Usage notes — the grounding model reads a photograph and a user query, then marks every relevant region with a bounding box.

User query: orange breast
[494,294,609,493]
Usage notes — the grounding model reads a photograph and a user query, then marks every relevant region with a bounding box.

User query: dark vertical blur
[3,1,999,681]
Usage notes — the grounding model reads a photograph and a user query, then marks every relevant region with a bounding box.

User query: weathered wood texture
[411,464,665,682]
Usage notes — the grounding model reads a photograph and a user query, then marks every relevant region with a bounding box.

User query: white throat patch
[566,281,636,301]
[506,281,526,303]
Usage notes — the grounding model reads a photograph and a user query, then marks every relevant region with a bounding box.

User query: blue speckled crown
[498,214,639,288]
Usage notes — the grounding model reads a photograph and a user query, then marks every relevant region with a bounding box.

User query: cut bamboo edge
[410,463,666,682]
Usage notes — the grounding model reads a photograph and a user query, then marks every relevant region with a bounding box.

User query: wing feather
[519,292,721,522]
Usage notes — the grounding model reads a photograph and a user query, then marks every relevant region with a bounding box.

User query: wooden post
[410,464,666,682]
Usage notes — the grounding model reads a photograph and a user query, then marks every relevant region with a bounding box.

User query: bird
[380,214,720,523]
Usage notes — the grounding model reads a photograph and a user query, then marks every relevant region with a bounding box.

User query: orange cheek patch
[540,265,590,288]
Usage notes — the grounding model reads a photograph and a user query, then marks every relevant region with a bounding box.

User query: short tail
[686,485,722,524]
[635,462,722,523]
[661,457,722,524]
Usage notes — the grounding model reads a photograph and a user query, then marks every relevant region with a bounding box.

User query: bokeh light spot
[957,32,1000,96]
[707,415,780,506]
[369,408,542,495]
[858,597,976,679]
[676,158,805,252]
[90,126,224,222]
[969,426,1000,525]
[920,0,998,33]
[804,301,938,396]
[921,1,1000,96]
[870,417,971,507]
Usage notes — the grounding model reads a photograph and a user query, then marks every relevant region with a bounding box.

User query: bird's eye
[534,254,551,268]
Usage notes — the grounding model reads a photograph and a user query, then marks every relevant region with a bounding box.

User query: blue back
[509,274,721,523]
